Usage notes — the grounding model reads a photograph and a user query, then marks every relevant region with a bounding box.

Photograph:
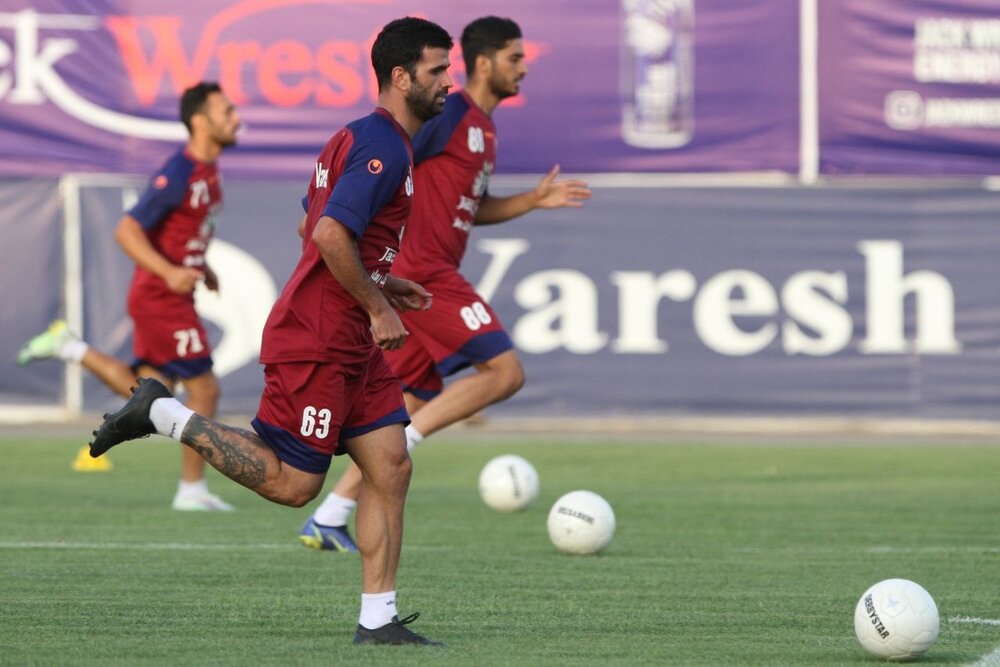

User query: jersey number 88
[459,302,492,331]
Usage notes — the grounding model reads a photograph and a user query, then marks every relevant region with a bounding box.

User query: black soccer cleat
[353,612,444,646]
[89,377,173,458]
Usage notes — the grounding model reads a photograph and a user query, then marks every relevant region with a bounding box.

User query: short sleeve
[321,133,409,237]
[127,154,191,230]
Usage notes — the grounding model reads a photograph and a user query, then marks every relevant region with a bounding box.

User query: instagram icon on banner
[620,0,694,149]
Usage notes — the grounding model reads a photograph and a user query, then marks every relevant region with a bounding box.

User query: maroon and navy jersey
[126,148,222,317]
[260,108,414,365]
[393,90,496,281]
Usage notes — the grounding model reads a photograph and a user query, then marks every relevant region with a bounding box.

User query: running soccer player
[17,82,239,511]
[87,17,453,646]
[299,16,591,552]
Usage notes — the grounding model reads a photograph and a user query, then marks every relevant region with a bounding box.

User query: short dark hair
[461,16,522,75]
[179,82,222,133]
[371,17,453,92]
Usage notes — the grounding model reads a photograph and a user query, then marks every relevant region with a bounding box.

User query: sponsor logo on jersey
[457,195,479,216]
[367,158,383,174]
[314,162,329,188]
[472,162,493,197]
[154,174,168,189]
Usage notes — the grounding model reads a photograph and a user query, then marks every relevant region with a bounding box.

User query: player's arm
[312,217,409,350]
[114,215,203,295]
[475,164,591,225]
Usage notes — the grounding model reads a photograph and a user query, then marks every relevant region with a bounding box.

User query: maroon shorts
[383,274,513,400]
[252,353,408,474]
[131,310,213,380]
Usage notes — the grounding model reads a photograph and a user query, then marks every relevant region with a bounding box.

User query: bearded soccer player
[17,82,239,511]
[86,17,452,645]
[299,16,591,552]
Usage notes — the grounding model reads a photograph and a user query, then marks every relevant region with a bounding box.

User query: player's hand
[202,265,220,292]
[384,276,433,312]
[533,164,591,210]
[369,307,409,351]
[165,266,204,294]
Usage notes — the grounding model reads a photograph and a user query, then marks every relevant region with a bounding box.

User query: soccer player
[299,16,591,552]
[87,17,453,646]
[17,82,240,511]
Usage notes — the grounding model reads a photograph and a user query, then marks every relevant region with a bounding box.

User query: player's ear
[390,65,412,93]
[189,109,208,134]
[475,53,492,78]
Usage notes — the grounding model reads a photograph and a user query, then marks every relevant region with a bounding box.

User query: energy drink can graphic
[621,0,694,149]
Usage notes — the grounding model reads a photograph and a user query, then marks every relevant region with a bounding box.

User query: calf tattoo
[184,415,269,488]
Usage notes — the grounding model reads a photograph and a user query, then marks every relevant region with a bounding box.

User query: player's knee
[497,358,526,399]
[370,449,412,493]
[389,450,413,487]
[481,352,525,401]
[269,481,322,507]
[282,489,318,508]
[509,363,526,395]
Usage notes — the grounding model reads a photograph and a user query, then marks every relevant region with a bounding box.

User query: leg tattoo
[183,415,270,489]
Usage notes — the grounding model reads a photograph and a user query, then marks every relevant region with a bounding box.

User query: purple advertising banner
[820,0,1000,174]
[4,178,1000,422]
[0,1,801,177]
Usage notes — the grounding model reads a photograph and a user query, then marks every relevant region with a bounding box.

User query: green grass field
[1,428,999,665]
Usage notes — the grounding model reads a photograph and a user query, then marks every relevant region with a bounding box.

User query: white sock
[176,478,208,498]
[60,339,88,363]
[405,425,423,453]
[359,591,397,630]
[313,492,356,527]
[149,397,194,442]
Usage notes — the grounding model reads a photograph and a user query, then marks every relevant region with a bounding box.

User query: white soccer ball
[478,455,539,512]
[853,578,939,661]
[547,490,615,555]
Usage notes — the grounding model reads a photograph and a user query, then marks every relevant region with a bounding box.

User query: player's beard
[216,134,238,148]
[210,123,239,148]
[489,69,522,101]
[406,80,446,122]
